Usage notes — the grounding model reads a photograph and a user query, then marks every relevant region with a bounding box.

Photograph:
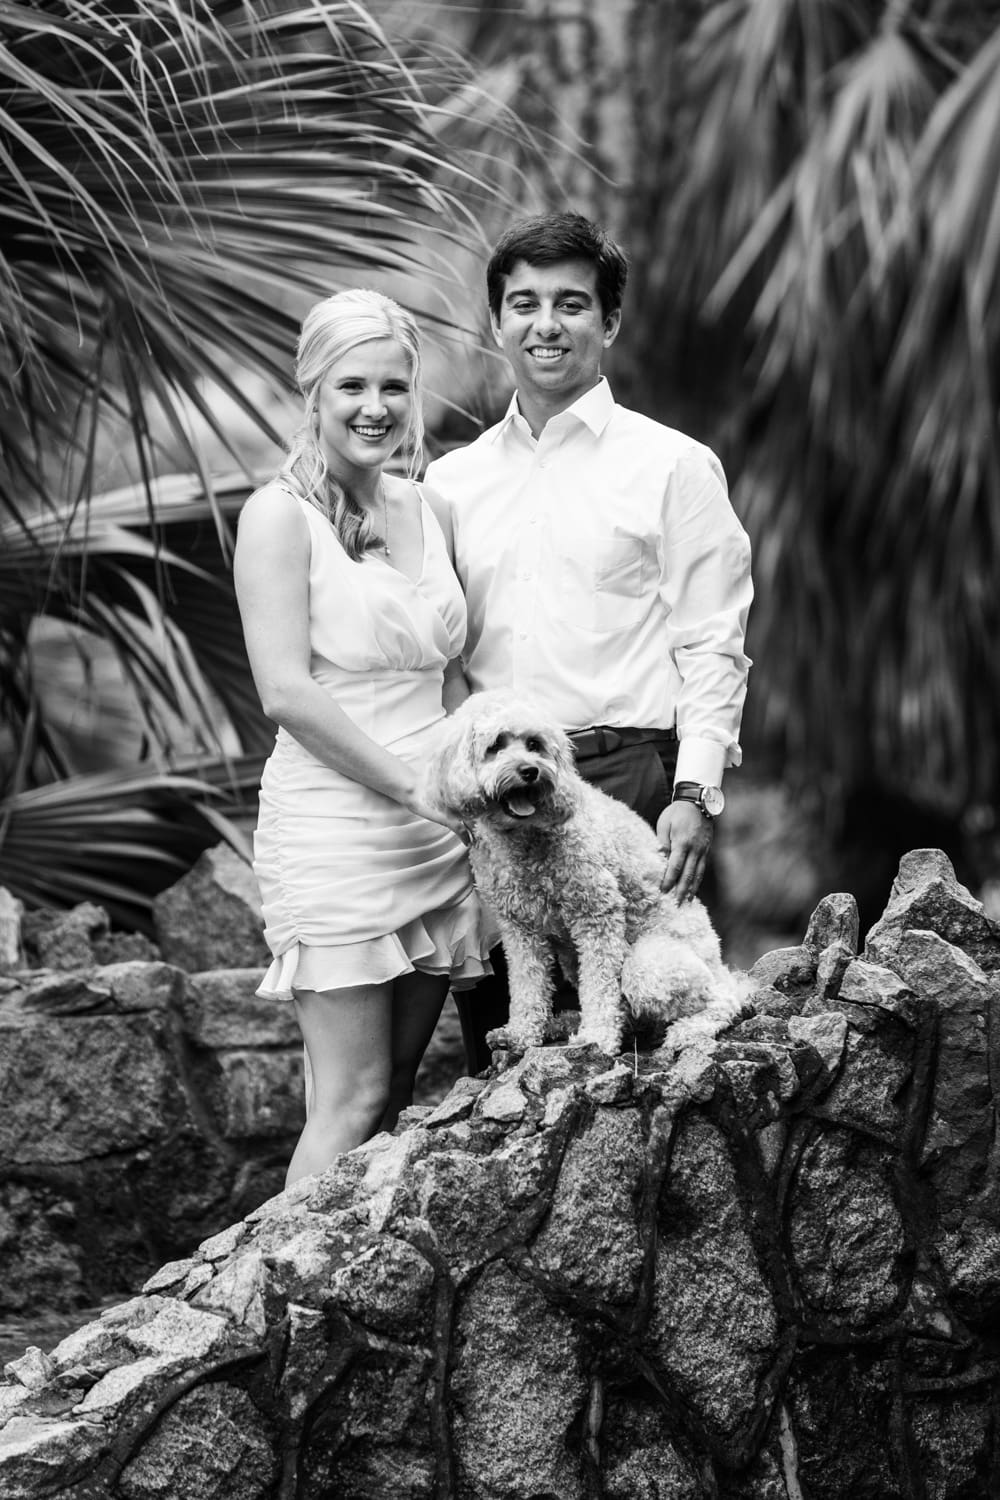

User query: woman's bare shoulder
[240,477,307,527]
[236,479,312,564]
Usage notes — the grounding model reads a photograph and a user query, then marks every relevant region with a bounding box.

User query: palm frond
[1,0,528,533]
[885,26,1000,520]
[0,759,261,931]
[0,474,270,780]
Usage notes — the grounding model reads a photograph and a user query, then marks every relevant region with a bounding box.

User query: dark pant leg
[454,740,681,1075]
[454,944,510,1077]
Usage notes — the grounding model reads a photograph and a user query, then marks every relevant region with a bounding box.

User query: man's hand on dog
[655,800,713,902]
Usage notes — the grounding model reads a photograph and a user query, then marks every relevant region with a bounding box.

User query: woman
[234,289,494,1186]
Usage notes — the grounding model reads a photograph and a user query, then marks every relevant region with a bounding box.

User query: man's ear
[602,308,622,349]
[489,310,504,348]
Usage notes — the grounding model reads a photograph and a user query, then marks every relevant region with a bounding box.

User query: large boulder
[152,845,270,971]
[0,964,301,1316]
[3,851,1000,1497]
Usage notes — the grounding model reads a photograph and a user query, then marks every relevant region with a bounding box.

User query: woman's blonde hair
[283,289,424,560]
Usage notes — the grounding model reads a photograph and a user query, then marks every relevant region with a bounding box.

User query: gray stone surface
[2,850,1000,1496]
[152,845,270,971]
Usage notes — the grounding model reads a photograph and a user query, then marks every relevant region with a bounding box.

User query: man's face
[490,258,621,412]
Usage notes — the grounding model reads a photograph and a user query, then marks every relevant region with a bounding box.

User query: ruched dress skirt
[253,489,497,1000]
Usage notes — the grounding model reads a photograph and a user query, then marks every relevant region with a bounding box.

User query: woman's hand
[403,788,471,844]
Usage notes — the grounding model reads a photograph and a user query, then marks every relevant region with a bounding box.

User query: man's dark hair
[486,211,629,322]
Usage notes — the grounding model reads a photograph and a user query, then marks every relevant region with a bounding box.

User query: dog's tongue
[505,792,536,819]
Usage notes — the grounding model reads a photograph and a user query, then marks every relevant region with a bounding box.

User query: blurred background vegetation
[3,0,999,944]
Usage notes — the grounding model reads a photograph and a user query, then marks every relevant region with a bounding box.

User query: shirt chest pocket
[554,534,648,634]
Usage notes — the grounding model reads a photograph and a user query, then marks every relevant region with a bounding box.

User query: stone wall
[0,848,467,1324]
[0,952,304,1317]
[2,849,1000,1497]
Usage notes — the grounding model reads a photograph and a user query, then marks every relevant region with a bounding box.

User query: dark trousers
[454,737,708,1076]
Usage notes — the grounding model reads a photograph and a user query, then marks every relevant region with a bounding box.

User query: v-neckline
[371,484,426,585]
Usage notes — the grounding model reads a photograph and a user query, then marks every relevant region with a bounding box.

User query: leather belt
[567,724,677,760]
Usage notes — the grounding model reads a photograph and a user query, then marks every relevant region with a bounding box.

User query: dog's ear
[548,723,583,823]
[550,723,577,780]
[423,708,487,819]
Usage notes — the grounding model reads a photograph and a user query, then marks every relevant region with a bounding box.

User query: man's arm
[656,446,753,900]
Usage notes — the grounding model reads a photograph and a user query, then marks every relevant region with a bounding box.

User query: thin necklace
[380,480,391,556]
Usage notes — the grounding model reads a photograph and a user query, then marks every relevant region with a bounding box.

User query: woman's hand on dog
[402,787,472,843]
[655,801,714,902]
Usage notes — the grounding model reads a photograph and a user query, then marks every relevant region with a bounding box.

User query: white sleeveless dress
[253,487,497,999]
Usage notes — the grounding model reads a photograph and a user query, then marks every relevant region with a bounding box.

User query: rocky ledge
[2,849,1000,1500]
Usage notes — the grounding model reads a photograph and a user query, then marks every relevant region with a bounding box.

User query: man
[425,211,752,1072]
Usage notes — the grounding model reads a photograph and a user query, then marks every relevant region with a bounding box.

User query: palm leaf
[0,474,270,783]
[0,760,260,932]
[1,0,525,536]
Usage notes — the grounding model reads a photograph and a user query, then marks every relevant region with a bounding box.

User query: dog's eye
[485,733,510,757]
[524,736,544,753]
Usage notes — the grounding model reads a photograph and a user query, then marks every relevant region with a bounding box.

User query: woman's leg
[380,970,449,1133]
[286,982,392,1186]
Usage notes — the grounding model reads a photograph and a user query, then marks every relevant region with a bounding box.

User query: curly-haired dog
[426,690,752,1056]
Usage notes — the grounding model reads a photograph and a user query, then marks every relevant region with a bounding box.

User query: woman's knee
[313,1057,390,1120]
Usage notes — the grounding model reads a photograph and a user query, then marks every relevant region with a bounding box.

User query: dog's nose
[518,764,539,783]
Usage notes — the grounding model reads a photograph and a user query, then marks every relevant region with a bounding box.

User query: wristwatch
[672,781,725,818]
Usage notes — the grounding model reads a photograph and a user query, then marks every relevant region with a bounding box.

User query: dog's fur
[426,690,752,1056]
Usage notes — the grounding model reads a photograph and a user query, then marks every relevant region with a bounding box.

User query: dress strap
[273,474,306,502]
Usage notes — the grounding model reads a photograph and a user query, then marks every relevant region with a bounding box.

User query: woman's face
[316,337,413,481]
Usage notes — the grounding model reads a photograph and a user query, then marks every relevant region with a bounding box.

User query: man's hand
[656,799,714,902]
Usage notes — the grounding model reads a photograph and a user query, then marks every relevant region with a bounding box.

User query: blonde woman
[234,290,494,1185]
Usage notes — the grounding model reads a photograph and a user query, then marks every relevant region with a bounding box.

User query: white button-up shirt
[424,379,753,787]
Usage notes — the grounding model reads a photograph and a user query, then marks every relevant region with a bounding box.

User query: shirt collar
[488,377,616,444]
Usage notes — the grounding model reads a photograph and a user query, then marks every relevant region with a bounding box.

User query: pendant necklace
[381,481,391,556]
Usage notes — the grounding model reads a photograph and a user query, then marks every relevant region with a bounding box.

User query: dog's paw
[486,1023,546,1055]
[573,1023,623,1057]
[658,1003,746,1058]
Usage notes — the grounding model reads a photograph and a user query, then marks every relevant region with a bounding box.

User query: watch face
[700,785,725,817]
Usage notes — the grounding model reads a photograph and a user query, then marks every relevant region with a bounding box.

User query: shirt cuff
[674,737,731,788]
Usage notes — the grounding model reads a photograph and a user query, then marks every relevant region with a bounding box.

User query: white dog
[426,690,752,1057]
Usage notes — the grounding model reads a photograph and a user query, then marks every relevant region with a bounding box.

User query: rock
[152,845,269,971]
[23,902,109,971]
[0,1011,190,1165]
[528,1107,646,1303]
[0,889,24,973]
[0,956,303,1320]
[865,847,1000,974]
[788,1128,906,1329]
[648,1110,780,1461]
[450,1261,587,1499]
[1,848,1000,1495]
[180,970,293,1047]
[117,1384,278,1500]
